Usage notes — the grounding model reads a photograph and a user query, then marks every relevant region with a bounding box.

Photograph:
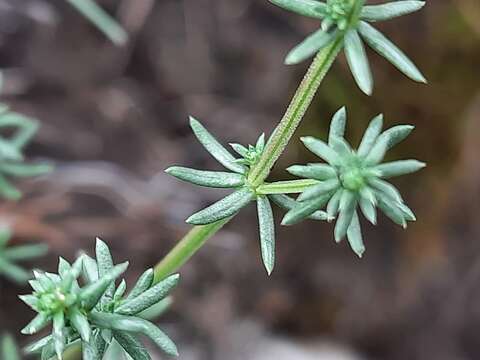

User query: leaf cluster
[271,0,427,94]
[21,238,179,360]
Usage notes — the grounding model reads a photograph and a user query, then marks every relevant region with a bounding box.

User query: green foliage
[270,0,426,94]
[66,0,128,46]
[282,107,425,257]
[21,238,179,359]
[1,334,20,360]
[0,105,52,200]
[0,227,48,284]
[166,117,278,274]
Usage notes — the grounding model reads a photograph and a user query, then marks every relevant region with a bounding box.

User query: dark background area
[0,0,479,359]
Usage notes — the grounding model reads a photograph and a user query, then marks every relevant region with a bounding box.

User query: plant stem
[247,38,344,188]
[153,217,232,282]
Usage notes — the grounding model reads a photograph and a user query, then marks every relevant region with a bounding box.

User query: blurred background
[0,0,479,359]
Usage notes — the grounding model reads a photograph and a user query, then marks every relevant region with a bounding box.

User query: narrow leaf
[126,269,154,301]
[53,312,65,360]
[334,191,357,242]
[326,188,343,221]
[21,313,50,335]
[189,117,245,174]
[0,162,52,178]
[269,194,328,221]
[377,197,407,228]
[297,178,339,201]
[301,137,340,165]
[358,21,426,83]
[344,29,373,95]
[69,307,91,342]
[95,237,115,301]
[287,164,336,180]
[357,114,383,157]
[257,196,275,275]
[3,244,48,261]
[269,0,326,19]
[368,178,403,203]
[282,193,331,225]
[80,262,129,311]
[374,159,426,178]
[359,195,377,224]
[114,331,151,360]
[347,211,365,258]
[328,107,347,145]
[285,29,336,65]
[361,1,426,22]
[116,274,180,315]
[165,167,244,188]
[186,187,254,225]
[90,312,178,356]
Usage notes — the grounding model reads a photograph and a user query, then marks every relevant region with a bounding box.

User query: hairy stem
[247,38,344,187]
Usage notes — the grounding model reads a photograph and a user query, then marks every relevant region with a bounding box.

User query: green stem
[153,217,232,282]
[247,38,344,188]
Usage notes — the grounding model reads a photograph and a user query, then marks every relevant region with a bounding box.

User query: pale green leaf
[346,211,365,258]
[269,0,326,19]
[257,196,275,275]
[90,312,178,356]
[286,164,336,180]
[269,194,329,221]
[301,136,340,165]
[358,21,426,83]
[186,187,254,225]
[297,178,339,201]
[165,167,244,188]
[374,159,426,178]
[357,114,383,156]
[189,117,246,174]
[334,190,357,242]
[285,28,336,65]
[328,107,347,145]
[282,193,331,225]
[344,29,373,95]
[116,274,179,315]
[360,1,426,22]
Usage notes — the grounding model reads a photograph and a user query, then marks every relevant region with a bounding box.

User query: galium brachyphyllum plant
[282,107,425,256]
[11,0,431,358]
[271,0,427,94]
[155,0,428,281]
[1,333,20,360]
[0,226,48,284]
[21,238,179,360]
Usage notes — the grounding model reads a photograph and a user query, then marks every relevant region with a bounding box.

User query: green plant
[9,0,432,358]
[66,0,128,45]
[282,107,425,256]
[154,0,427,281]
[1,333,20,360]
[0,226,48,284]
[21,238,179,360]
[0,105,52,200]
[271,0,426,94]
